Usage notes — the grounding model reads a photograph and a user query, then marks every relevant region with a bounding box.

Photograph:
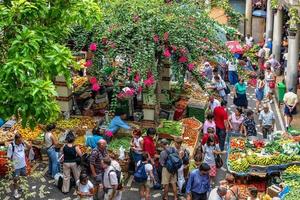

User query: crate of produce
[157,120,184,140]
[187,103,206,123]
[181,117,202,132]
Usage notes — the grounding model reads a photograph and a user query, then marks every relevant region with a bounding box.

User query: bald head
[217,186,228,196]
[97,139,107,150]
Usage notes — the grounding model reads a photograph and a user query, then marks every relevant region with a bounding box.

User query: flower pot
[288,29,297,37]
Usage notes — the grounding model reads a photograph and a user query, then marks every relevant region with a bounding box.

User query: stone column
[272,9,283,60]
[265,0,274,42]
[245,0,252,35]
[286,32,300,93]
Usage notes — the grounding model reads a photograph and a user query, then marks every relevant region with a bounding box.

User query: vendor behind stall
[85,128,103,149]
[0,118,4,127]
[105,111,131,141]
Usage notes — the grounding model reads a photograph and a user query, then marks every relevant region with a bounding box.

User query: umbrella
[226,41,244,54]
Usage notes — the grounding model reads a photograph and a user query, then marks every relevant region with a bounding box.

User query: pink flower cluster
[89,77,101,92]
[84,60,93,68]
[89,43,97,51]
[144,75,155,87]
[105,130,113,137]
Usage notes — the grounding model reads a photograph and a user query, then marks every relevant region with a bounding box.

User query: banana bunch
[285,165,300,174]
[230,158,250,172]
[56,118,81,129]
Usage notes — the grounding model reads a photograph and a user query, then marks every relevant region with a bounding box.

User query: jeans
[228,71,238,85]
[47,147,59,178]
[216,128,226,151]
[191,191,207,200]
[262,125,272,139]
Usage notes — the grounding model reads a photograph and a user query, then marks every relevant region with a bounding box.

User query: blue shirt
[186,169,210,194]
[0,118,4,127]
[85,135,103,149]
[108,116,130,134]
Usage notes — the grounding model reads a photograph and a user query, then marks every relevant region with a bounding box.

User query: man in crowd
[7,133,31,199]
[214,100,229,151]
[283,88,298,130]
[159,139,178,200]
[208,95,220,113]
[186,163,211,200]
[245,34,254,47]
[267,54,281,72]
[259,104,276,139]
[90,139,108,199]
[208,186,228,200]
[257,45,266,70]
[102,157,122,200]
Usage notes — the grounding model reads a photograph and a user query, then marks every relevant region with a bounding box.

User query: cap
[160,139,169,145]
[174,136,183,143]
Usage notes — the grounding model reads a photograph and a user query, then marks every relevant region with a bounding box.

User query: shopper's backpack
[108,167,122,190]
[134,163,148,182]
[182,149,190,165]
[165,147,182,174]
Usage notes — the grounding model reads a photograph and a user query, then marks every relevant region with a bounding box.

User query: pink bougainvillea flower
[171,45,177,52]
[125,88,135,96]
[144,76,155,87]
[163,48,171,58]
[179,56,188,63]
[187,63,195,71]
[117,92,125,99]
[89,43,97,51]
[92,83,100,91]
[163,32,169,41]
[134,73,141,83]
[137,86,142,93]
[105,130,113,137]
[84,60,93,67]
[89,77,98,85]
[153,35,159,43]
[147,71,153,78]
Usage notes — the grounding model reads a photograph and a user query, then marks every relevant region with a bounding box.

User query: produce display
[181,118,201,130]
[157,120,183,136]
[282,165,300,199]
[73,76,88,88]
[182,128,198,147]
[0,129,14,143]
[56,117,96,130]
[108,136,131,152]
[228,137,300,173]
[12,124,42,141]
[289,128,300,136]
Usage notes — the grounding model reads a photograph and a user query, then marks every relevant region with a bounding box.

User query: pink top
[230,113,244,132]
[203,120,216,134]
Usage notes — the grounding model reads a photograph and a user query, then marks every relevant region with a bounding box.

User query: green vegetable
[108,137,131,152]
[157,120,183,136]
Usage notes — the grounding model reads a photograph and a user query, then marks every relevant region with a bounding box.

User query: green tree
[0,0,102,128]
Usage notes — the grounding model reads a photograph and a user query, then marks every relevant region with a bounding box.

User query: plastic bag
[28,147,35,161]
[119,146,125,160]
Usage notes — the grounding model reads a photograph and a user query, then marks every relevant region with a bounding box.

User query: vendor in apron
[105,111,131,142]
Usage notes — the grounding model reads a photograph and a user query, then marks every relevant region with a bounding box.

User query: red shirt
[201,133,219,145]
[143,136,156,158]
[214,106,228,129]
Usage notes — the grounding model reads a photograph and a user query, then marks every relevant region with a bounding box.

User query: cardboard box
[267,185,281,198]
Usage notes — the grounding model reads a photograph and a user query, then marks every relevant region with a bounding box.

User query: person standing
[159,139,179,200]
[44,124,59,179]
[202,137,225,185]
[90,139,108,198]
[257,46,266,71]
[214,100,229,151]
[186,163,211,200]
[143,128,157,159]
[233,78,248,109]
[7,133,31,199]
[242,110,257,137]
[208,95,220,112]
[265,66,275,103]
[283,88,298,130]
[267,54,281,73]
[62,131,82,194]
[102,157,122,200]
[213,75,227,101]
[201,127,219,146]
[203,113,216,135]
[255,74,265,113]
[130,129,144,165]
[245,34,254,47]
[76,173,95,200]
[225,173,243,200]
[203,62,213,81]
[208,186,228,200]
[227,60,238,85]
[228,107,244,136]
[259,104,275,139]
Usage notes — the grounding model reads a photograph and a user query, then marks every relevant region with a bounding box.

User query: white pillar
[245,0,252,35]
[265,0,274,42]
[286,32,300,93]
[272,9,283,60]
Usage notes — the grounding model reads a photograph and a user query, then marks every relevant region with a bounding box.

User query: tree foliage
[0,0,102,128]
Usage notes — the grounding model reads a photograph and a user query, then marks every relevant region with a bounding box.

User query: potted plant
[271,0,279,13]
[287,8,300,37]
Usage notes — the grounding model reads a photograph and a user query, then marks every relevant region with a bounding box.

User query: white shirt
[103,166,118,189]
[227,61,237,71]
[208,188,224,200]
[209,99,220,111]
[76,180,94,200]
[133,137,143,154]
[245,37,253,46]
[7,142,26,170]
[137,161,153,180]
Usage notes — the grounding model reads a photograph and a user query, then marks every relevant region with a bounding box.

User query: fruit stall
[227,133,300,176]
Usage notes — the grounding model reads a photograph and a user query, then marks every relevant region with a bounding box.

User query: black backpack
[182,149,190,165]
[165,147,182,174]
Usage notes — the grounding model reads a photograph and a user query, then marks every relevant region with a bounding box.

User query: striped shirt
[90,147,108,174]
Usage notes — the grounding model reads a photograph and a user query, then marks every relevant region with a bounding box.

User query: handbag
[215,154,223,168]
[224,84,231,95]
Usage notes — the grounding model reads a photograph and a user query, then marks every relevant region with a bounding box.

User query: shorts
[284,105,297,116]
[161,167,177,185]
[137,180,153,189]
[209,165,217,177]
[13,166,26,177]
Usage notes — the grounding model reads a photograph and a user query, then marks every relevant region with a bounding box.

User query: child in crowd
[76,173,94,200]
[201,127,219,146]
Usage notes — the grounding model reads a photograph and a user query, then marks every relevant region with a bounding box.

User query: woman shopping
[228,107,244,136]
[265,66,276,104]
[255,74,265,113]
[44,124,59,179]
[233,78,248,109]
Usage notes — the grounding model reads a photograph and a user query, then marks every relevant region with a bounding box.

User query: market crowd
[6,33,298,200]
